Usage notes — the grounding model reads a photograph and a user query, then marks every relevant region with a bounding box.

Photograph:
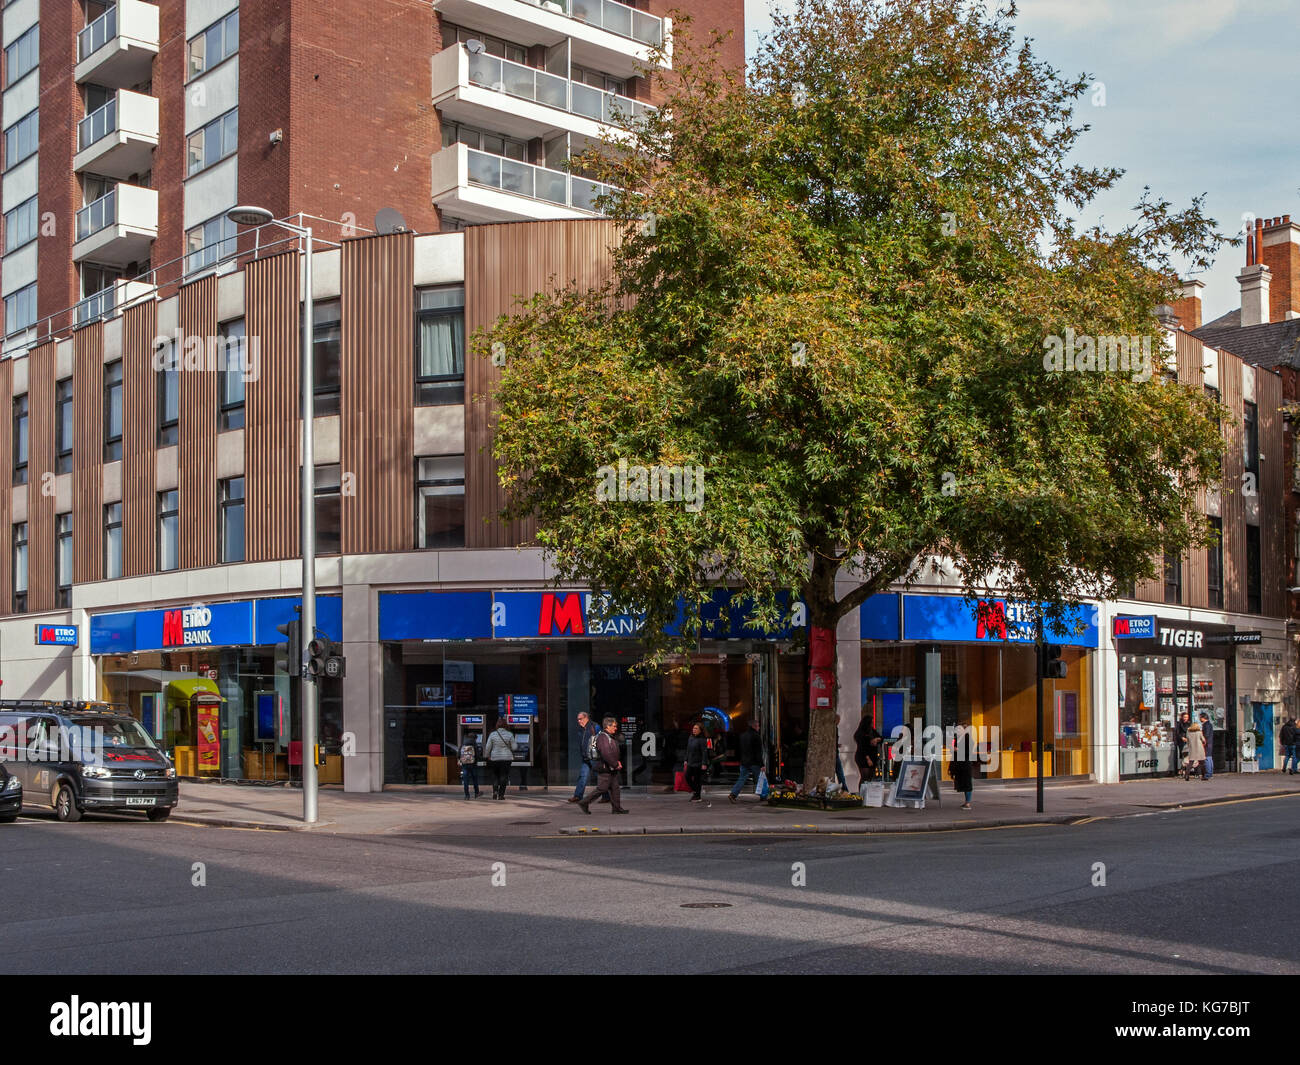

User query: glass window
[314,464,341,556]
[104,502,122,580]
[219,318,246,430]
[12,394,27,485]
[308,300,341,416]
[12,522,26,613]
[187,9,239,80]
[220,477,244,563]
[416,286,465,406]
[4,283,37,336]
[56,513,72,607]
[158,490,179,572]
[104,360,123,461]
[1243,401,1259,479]
[4,24,38,87]
[56,379,73,474]
[3,109,38,168]
[1246,524,1261,615]
[1207,516,1223,611]
[157,338,179,446]
[186,108,238,176]
[4,196,37,253]
[416,455,466,548]
[1163,549,1181,606]
[186,214,239,274]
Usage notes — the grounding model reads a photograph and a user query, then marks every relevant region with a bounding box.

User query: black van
[0,762,20,822]
[0,706,178,822]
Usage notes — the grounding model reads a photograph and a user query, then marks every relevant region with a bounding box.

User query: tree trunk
[801,556,842,793]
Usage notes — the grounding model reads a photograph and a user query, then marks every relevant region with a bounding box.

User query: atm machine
[457,714,487,767]
[496,694,537,777]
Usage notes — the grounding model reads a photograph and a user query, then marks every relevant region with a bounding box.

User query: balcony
[75,0,160,90]
[74,279,157,326]
[432,44,652,147]
[73,91,159,179]
[72,186,158,266]
[432,142,617,223]
[433,0,669,79]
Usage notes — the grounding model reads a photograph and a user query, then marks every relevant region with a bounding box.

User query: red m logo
[975,600,1007,640]
[162,610,184,647]
[539,593,585,636]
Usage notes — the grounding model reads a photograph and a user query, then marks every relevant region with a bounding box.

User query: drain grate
[680,902,733,909]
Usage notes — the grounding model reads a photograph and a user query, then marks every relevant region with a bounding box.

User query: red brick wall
[666,0,746,75]
[35,2,81,332]
[152,0,187,297]
[1171,295,1201,331]
[236,3,294,229]
[1262,221,1300,323]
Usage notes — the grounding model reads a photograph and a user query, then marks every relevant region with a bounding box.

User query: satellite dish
[374,207,409,234]
[465,38,486,54]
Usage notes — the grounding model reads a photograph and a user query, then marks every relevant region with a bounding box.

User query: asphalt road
[2,795,1297,975]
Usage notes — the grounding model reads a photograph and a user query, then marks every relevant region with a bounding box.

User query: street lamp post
[228,206,318,824]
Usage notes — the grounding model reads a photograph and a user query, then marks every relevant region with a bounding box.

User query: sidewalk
[168,771,1300,836]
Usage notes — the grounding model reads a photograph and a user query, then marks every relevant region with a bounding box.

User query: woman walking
[483,719,517,799]
[1184,718,1206,780]
[684,722,708,803]
[950,737,975,810]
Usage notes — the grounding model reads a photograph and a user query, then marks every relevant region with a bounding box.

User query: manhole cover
[680,902,733,909]
[508,821,550,826]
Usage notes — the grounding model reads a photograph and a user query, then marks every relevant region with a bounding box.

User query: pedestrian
[729,719,764,804]
[833,713,848,792]
[1199,712,1215,780]
[1175,711,1190,766]
[853,712,881,787]
[458,736,480,800]
[1282,718,1299,774]
[568,711,601,804]
[950,732,975,810]
[483,718,517,799]
[684,722,708,802]
[578,716,629,814]
[1184,718,1206,780]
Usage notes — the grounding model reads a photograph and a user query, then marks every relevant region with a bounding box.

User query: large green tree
[482,0,1227,791]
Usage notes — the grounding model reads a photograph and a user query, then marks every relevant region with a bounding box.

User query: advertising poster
[198,707,220,771]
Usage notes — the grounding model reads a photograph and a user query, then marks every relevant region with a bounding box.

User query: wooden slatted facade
[341,232,415,554]
[121,302,158,576]
[244,251,301,562]
[1176,332,1209,609]
[72,323,105,584]
[464,219,620,548]
[1219,353,1247,614]
[26,342,57,612]
[1258,367,1285,617]
[0,359,12,611]
[178,276,221,569]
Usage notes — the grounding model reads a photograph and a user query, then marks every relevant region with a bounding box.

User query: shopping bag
[862,782,885,808]
[755,768,770,799]
[674,770,690,792]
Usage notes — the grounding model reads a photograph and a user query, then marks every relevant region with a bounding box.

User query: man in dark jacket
[1199,712,1215,780]
[729,720,764,803]
[568,711,602,803]
[1282,718,1298,774]
[1175,712,1190,769]
[578,716,628,814]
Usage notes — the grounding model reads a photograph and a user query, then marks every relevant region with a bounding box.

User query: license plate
[124,797,156,806]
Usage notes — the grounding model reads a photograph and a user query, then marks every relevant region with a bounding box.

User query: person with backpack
[568,711,602,804]
[483,719,518,800]
[458,736,480,800]
[729,719,764,804]
[578,716,629,815]
[1282,718,1299,774]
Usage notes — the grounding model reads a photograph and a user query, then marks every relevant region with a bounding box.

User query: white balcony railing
[75,279,157,325]
[77,4,118,62]
[466,147,615,210]
[76,189,118,241]
[565,0,663,47]
[75,1,160,88]
[465,49,653,128]
[78,97,118,151]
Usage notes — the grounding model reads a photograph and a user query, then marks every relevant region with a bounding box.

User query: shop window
[415,286,465,406]
[104,360,123,461]
[56,513,72,607]
[157,337,179,446]
[416,455,465,548]
[55,378,74,474]
[12,522,26,613]
[1246,523,1261,614]
[304,300,341,416]
[12,393,27,485]
[1207,516,1223,610]
[1163,550,1181,605]
[104,502,122,580]
[158,490,179,572]
[218,318,246,430]
[220,477,244,563]
[314,464,341,555]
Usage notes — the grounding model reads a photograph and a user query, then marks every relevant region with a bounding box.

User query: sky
[742,0,1300,323]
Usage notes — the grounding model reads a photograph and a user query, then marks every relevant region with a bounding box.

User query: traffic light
[276,617,301,677]
[323,641,346,679]
[1039,643,1067,679]
[306,633,346,680]
[306,636,328,678]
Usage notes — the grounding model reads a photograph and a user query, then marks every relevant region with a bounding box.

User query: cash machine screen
[513,733,530,761]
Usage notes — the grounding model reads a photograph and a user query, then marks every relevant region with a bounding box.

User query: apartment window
[158,490,179,572]
[157,338,179,446]
[1246,524,1261,614]
[186,108,238,176]
[309,300,341,416]
[4,195,37,253]
[187,9,239,80]
[416,456,466,548]
[1163,549,1181,605]
[56,513,72,608]
[4,24,38,87]
[1243,401,1259,480]
[314,464,341,556]
[186,214,238,274]
[440,23,527,63]
[4,282,36,335]
[55,379,73,474]
[12,394,27,485]
[1207,516,1223,610]
[219,318,246,430]
[416,286,465,405]
[220,477,244,563]
[572,64,627,95]
[104,360,123,461]
[12,522,26,613]
[104,502,123,580]
[3,109,38,168]
[440,122,528,160]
